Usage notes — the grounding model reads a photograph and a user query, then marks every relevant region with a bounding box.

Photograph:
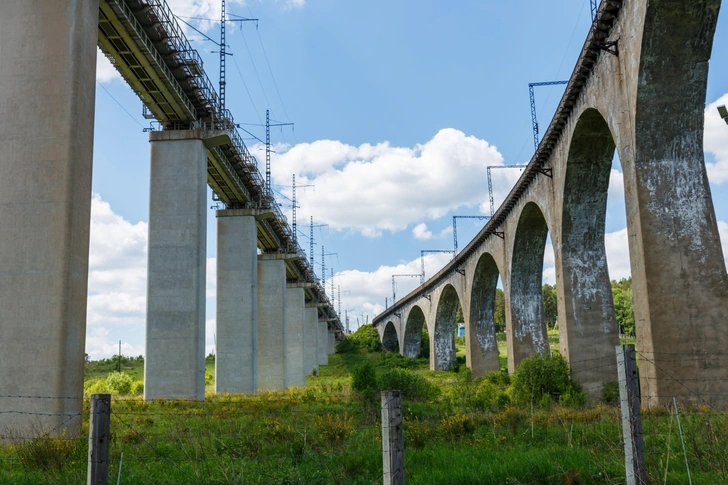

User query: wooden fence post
[88,393,111,485]
[381,390,404,485]
[616,345,647,485]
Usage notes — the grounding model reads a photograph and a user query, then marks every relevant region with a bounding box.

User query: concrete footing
[215,211,258,394]
[285,287,306,387]
[257,258,286,391]
[0,0,99,435]
[144,132,208,401]
[304,308,319,375]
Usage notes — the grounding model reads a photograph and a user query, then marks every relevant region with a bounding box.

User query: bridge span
[374,0,728,406]
[0,0,341,435]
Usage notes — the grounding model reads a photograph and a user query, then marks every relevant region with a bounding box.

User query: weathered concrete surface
[402,306,427,358]
[257,258,286,391]
[432,285,460,371]
[304,307,319,375]
[215,211,258,394]
[145,133,208,400]
[0,0,99,435]
[284,287,306,387]
[317,321,328,366]
[327,331,336,355]
[373,0,728,406]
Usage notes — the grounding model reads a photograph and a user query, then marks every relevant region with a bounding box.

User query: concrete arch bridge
[373,0,728,407]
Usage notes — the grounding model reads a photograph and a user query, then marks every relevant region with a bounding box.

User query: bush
[351,361,377,393]
[438,414,474,441]
[485,368,511,388]
[131,380,144,395]
[602,381,619,405]
[84,378,109,397]
[378,368,440,401]
[17,431,76,471]
[511,353,584,406]
[105,371,134,394]
[347,324,382,353]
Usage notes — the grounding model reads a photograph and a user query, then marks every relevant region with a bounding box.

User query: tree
[611,278,635,336]
[542,284,558,330]
[494,288,506,332]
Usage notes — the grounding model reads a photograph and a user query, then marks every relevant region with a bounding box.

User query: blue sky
[88,0,728,358]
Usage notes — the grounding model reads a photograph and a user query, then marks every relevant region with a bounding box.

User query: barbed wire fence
[2,351,728,484]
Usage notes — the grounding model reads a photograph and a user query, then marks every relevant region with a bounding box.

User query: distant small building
[457,324,465,337]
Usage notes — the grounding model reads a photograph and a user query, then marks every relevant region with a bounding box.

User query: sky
[88,0,728,359]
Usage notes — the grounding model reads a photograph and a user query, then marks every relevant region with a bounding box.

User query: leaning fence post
[616,345,646,485]
[381,390,404,485]
[88,394,111,485]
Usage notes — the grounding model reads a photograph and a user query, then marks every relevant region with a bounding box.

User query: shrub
[378,368,440,401]
[438,414,474,441]
[351,361,377,394]
[84,378,109,397]
[17,431,76,471]
[404,417,437,449]
[602,381,619,405]
[485,368,511,388]
[105,371,134,394]
[131,380,144,395]
[347,324,382,352]
[316,413,353,447]
[511,353,584,406]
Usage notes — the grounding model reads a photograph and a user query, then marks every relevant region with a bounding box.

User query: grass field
[1,327,725,484]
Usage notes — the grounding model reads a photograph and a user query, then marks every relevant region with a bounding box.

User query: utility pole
[321,246,337,288]
[265,109,294,198]
[218,0,257,115]
[420,250,456,284]
[391,274,420,302]
[529,81,568,151]
[486,166,528,216]
[309,217,328,276]
[452,216,490,252]
[590,0,598,21]
[291,175,313,242]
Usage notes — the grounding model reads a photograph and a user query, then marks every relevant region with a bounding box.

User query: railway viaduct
[0,0,342,435]
[374,0,728,407]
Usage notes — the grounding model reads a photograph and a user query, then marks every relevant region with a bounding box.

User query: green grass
[2,330,724,485]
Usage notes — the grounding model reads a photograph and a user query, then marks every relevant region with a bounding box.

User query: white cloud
[719,221,728,264]
[412,223,433,240]
[705,93,728,185]
[271,129,505,237]
[605,227,631,281]
[96,49,121,83]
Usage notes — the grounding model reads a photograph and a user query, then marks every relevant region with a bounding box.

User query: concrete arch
[432,284,460,371]
[467,252,502,377]
[558,108,619,395]
[403,305,427,358]
[508,201,549,372]
[381,321,399,351]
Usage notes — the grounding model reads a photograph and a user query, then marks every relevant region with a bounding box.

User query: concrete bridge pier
[318,321,329,366]
[0,0,99,435]
[327,331,336,355]
[144,131,209,400]
[257,256,287,391]
[304,306,319,375]
[284,286,306,387]
[215,210,258,394]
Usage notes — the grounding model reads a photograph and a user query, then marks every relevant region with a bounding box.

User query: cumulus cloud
[412,223,452,241]
[96,49,122,83]
[272,129,505,236]
[705,93,728,185]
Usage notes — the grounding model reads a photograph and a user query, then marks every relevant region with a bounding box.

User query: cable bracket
[456,268,465,276]
[537,167,553,178]
[492,231,505,240]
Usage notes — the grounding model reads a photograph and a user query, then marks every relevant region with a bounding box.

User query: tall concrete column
[318,321,329,366]
[0,0,99,435]
[144,132,208,401]
[284,287,306,388]
[216,211,258,394]
[328,332,336,355]
[304,306,319,376]
[257,257,286,391]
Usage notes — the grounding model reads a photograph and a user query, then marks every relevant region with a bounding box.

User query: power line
[96,82,145,129]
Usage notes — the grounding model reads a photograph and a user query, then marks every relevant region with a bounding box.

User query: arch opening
[560,107,621,396]
[509,202,550,372]
[433,285,461,371]
[467,253,503,377]
[403,305,427,358]
[381,321,399,352]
